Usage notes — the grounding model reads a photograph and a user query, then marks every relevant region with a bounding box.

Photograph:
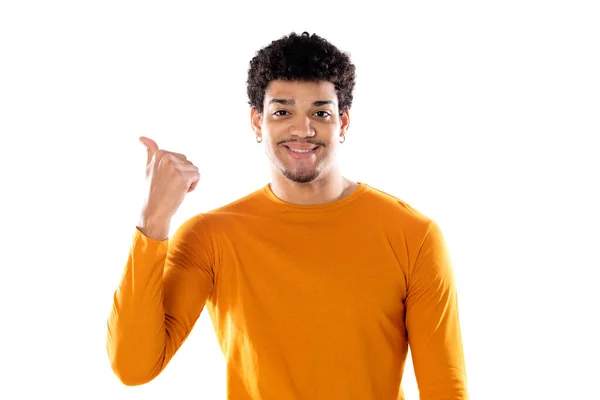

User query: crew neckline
[262,181,370,212]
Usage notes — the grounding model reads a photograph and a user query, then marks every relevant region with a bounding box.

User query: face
[251,80,350,184]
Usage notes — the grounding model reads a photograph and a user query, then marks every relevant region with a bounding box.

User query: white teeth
[289,148,314,153]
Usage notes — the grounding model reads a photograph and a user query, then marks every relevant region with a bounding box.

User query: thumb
[139,136,159,165]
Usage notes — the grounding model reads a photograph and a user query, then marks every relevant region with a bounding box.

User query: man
[106,31,468,399]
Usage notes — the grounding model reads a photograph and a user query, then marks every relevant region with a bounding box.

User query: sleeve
[405,220,469,399]
[106,214,215,386]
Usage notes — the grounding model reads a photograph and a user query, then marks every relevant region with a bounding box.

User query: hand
[138,136,200,220]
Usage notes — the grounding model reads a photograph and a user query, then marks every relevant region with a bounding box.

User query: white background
[1,1,598,399]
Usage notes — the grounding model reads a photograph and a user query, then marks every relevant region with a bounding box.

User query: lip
[283,145,319,159]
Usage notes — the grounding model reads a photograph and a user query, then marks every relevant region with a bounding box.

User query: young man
[106,32,469,399]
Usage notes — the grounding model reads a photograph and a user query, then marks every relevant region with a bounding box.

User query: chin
[282,168,320,184]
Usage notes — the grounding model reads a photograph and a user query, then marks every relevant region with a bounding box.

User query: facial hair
[282,168,320,183]
[269,139,330,184]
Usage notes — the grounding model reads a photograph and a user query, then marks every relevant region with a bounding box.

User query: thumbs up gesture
[138,136,201,221]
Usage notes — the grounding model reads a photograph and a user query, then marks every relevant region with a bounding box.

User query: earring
[256,135,262,143]
[339,134,346,144]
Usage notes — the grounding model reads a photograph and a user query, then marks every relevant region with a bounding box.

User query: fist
[139,136,200,219]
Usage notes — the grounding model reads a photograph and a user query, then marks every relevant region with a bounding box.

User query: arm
[106,214,214,386]
[405,221,469,399]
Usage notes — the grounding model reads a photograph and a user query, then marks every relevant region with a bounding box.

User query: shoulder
[361,185,450,273]
[176,184,269,234]
[361,183,434,232]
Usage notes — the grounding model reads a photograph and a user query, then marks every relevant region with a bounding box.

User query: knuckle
[163,154,177,165]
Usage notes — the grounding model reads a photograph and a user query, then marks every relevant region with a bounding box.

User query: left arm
[405,221,469,399]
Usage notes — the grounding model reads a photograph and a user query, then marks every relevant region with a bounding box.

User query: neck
[269,167,356,206]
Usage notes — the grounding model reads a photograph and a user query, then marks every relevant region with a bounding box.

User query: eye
[273,110,289,116]
[315,111,331,118]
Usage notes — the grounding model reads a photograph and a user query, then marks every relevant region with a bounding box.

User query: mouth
[283,145,320,159]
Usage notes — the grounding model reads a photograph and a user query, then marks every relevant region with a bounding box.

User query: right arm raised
[106,137,210,386]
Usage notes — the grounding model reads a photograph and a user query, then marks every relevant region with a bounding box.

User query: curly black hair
[247,32,356,115]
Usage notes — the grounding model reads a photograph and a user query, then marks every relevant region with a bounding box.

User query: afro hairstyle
[246,31,356,115]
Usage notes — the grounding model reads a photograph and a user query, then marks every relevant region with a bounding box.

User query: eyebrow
[268,99,335,107]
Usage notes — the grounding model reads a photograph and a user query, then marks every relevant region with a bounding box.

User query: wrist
[137,214,171,241]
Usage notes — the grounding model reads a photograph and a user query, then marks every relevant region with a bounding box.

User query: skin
[250,80,360,206]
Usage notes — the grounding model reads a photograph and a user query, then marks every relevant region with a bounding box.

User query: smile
[284,145,319,159]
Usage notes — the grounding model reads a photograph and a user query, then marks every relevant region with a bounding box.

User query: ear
[250,107,262,135]
[340,107,350,136]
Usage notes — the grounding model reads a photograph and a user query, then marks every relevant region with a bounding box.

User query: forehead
[264,80,338,105]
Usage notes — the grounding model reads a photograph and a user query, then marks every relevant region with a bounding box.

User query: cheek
[269,143,285,158]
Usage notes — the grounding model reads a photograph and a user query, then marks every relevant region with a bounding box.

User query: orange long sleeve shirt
[106,182,468,399]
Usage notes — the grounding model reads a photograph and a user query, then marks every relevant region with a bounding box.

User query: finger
[175,161,197,172]
[139,136,159,165]
[188,180,199,193]
[167,152,188,161]
[159,153,190,168]
[183,171,201,192]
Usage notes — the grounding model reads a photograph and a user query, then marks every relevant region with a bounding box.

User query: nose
[288,116,316,138]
